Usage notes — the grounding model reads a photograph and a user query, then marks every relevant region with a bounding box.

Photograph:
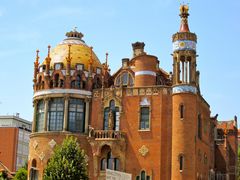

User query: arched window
[68,98,85,133]
[180,104,184,119]
[115,72,134,87]
[100,145,120,171]
[30,159,38,180]
[71,80,76,88]
[136,170,150,180]
[198,114,202,139]
[103,100,120,130]
[100,158,106,170]
[48,98,64,131]
[36,100,44,132]
[179,155,184,172]
[93,77,102,89]
[139,107,150,130]
[59,79,64,88]
[54,74,59,87]
[76,75,81,88]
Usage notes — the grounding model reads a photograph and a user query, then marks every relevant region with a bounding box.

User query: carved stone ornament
[146,88,152,95]
[48,139,56,149]
[93,91,100,98]
[139,145,149,157]
[140,97,150,106]
[133,89,138,96]
[33,140,38,150]
[139,89,145,95]
[39,152,45,161]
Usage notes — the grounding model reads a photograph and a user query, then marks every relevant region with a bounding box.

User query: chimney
[132,42,145,57]
[122,58,129,69]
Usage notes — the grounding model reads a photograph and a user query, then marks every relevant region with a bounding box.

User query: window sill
[138,129,151,132]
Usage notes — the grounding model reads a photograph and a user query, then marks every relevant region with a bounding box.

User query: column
[63,96,69,131]
[185,60,188,83]
[32,100,38,133]
[84,98,90,133]
[181,60,184,83]
[43,98,49,131]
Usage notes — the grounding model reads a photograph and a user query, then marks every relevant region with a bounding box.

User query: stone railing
[89,129,125,140]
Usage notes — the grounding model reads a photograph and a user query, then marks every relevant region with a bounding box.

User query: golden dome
[43,30,102,70]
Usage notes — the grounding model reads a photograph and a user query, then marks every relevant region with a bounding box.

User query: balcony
[89,129,125,140]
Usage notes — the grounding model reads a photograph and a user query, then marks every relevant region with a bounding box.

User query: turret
[132,42,158,87]
[171,5,199,180]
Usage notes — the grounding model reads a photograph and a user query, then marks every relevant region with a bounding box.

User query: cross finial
[73,26,77,32]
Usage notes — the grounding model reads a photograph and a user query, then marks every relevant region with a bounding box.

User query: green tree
[43,136,88,180]
[0,171,8,180]
[13,168,27,180]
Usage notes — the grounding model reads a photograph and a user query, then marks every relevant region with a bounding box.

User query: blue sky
[0,0,239,124]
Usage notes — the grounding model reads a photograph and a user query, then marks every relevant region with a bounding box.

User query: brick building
[0,115,31,172]
[28,5,238,180]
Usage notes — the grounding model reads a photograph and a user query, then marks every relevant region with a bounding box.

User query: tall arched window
[198,114,202,139]
[68,98,85,133]
[54,74,59,87]
[180,104,184,119]
[48,98,64,131]
[30,159,38,180]
[100,151,120,171]
[139,107,150,130]
[179,154,184,172]
[115,72,134,87]
[36,100,44,132]
[136,170,150,180]
[76,75,81,88]
[103,100,120,130]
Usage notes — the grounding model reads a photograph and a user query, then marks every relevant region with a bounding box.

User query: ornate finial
[66,44,72,63]
[45,45,51,63]
[179,4,190,32]
[73,26,77,32]
[47,45,51,57]
[35,49,40,66]
[105,52,108,66]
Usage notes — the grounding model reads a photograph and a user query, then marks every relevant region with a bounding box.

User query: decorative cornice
[34,89,92,98]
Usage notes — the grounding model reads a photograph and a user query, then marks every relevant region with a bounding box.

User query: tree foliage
[13,168,27,180]
[43,136,88,180]
[0,171,8,180]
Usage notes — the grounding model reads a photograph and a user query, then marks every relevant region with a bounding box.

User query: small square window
[96,68,102,74]
[54,63,62,70]
[39,65,46,72]
[76,64,84,71]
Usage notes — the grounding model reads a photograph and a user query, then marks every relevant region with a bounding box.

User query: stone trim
[34,89,92,97]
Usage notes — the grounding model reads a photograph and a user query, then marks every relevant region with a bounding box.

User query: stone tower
[171,5,199,180]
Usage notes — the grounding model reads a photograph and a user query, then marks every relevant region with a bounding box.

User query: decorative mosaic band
[172,85,197,94]
[34,89,92,97]
[135,71,156,76]
[173,40,196,52]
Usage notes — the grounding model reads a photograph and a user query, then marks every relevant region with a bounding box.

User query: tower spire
[179,4,190,32]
